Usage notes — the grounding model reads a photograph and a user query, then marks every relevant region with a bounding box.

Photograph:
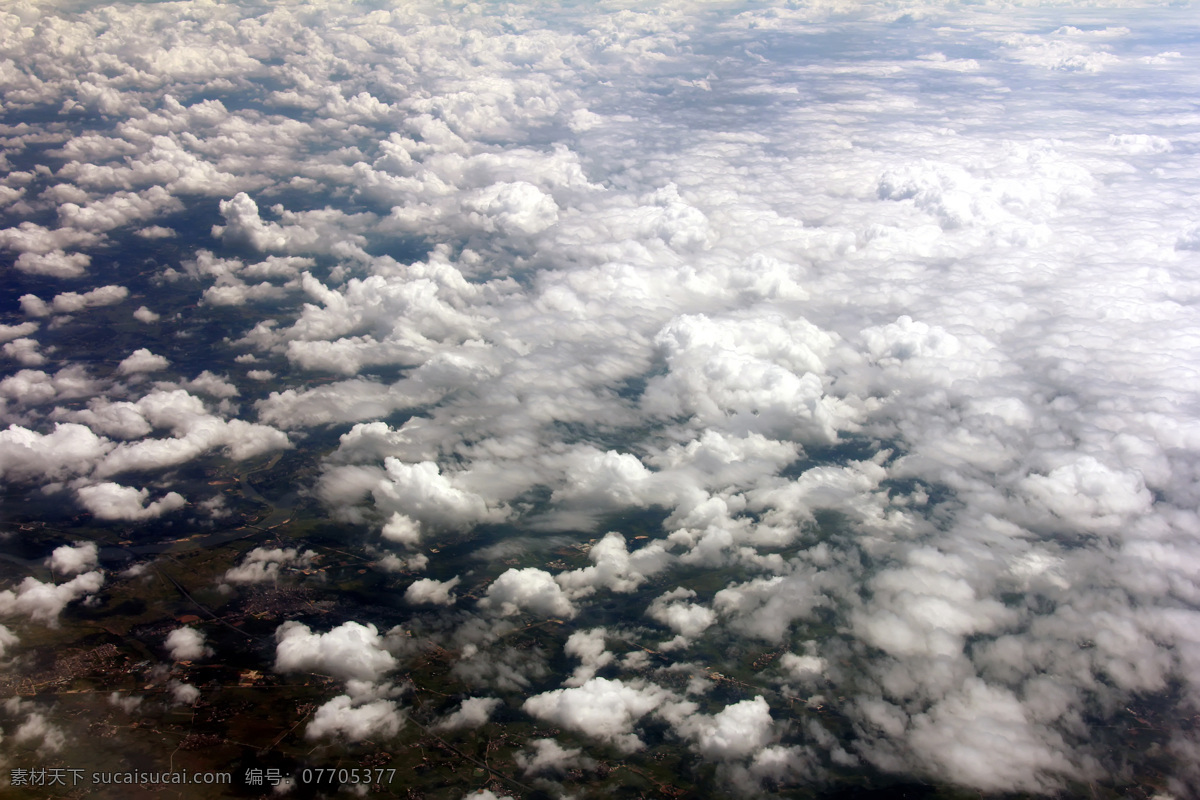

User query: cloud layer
[1,0,1198,796]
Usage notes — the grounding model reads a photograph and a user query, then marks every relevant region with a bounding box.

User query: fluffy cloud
[381,513,422,546]
[14,250,92,278]
[13,711,66,754]
[404,575,460,606]
[0,368,101,421]
[274,621,397,683]
[57,187,182,233]
[3,338,48,366]
[46,542,99,575]
[76,483,186,521]
[906,679,1084,792]
[462,791,513,800]
[711,569,828,643]
[479,568,576,619]
[117,348,169,375]
[555,533,671,598]
[646,588,716,649]
[224,547,315,584]
[0,423,112,483]
[0,624,19,658]
[0,322,38,343]
[851,548,1017,659]
[1018,455,1153,532]
[563,627,614,687]
[108,693,144,715]
[671,696,776,761]
[515,738,596,777]
[214,193,316,252]
[21,285,129,317]
[780,649,826,683]
[0,224,100,267]
[462,181,559,235]
[372,460,506,530]
[434,696,501,731]
[165,627,212,661]
[305,695,403,742]
[169,680,200,705]
[642,313,859,445]
[105,393,289,467]
[3,391,288,516]
[319,458,508,532]
[0,571,104,625]
[523,677,674,753]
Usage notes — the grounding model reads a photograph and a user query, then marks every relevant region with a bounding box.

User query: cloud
[671,696,776,761]
[75,483,186,521]
[117,348,169,375]
[0,322,38,342]
[133,306,160,323]
[259,381,408,428]
[22,286,129,317]
[462,791,513,800]
[109,692,144,715]
[165,627,212,661]
[0,1,1198,794]
[563,627,614,687]
[0,571,104,625]
[523,677,675,752]
[479,568,576,619]
[996,26,1124,73]
[305,695,403,742]
[451,643,550,694]
[213,193,374,254]
[462,181,559,235]
[46,542,99,575]
[168,680,200,705]
[377,552,428,573]
[851,548,1018,659]
[404,575,460,606]
[14,250,92,278]
[642,313,858,445]
[0,423,112,482]
[181,249,312,308]
[13,711,66,754]
[57,187,183,233]
[181,371,239,399]
[323,459,508,532]
[224,547,315,584]
[51,389,292,480]
[1017,455,1153,532]
[0,624,19,658]
[1,368,101,421]
[434,696,501,731]
[780,649,826,683]
[711,569,828,643]
[555,532,671,598]
[381,513,422,546]
[646,588,715,649]
[3,338,47,366]
[905,679,1084,793]
[212,193,290,251]
[274,621,397,683]
[515,738,596,777]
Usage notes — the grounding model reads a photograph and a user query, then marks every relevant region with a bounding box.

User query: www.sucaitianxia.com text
[9,769,232,787]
